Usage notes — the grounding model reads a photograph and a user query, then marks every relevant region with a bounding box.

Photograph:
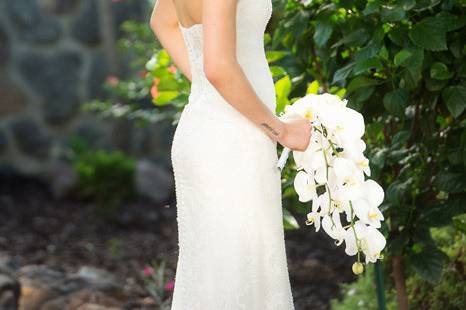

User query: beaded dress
[170,0,295,308]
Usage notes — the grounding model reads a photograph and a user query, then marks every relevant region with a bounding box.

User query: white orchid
[344,221,386,263]
[305,210,322,232]
[277,93,386,274]
[351,180,385,228]
[322,212,345,246]
[293,170,317,202]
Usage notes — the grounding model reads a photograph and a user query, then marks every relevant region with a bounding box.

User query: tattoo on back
[260,122,279,136]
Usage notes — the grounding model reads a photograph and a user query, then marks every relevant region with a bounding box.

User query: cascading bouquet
[276,93,386,275]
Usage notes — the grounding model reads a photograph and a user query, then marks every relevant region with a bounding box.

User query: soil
[0,174,356,310]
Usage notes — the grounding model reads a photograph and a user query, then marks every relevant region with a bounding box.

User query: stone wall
[0,0,174,176]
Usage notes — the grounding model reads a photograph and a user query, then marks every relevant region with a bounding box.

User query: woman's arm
[150,0,192,81]
[202,0,289,142]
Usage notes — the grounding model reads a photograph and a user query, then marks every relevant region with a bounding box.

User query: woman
[150,0,311,309]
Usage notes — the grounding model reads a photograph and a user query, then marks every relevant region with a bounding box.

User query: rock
[74,266,125,299]
[18,265,66,310]
[135,159,174,205]
[111,199,161,229]
[76,304,121,310]
[71,0,100,46]
[0,256,21,310]
[18,265,126,309]
[41,289,123,310]
[0,128,8,154]
[0,78,28,116]
[0,255,21,275]
[17,51,82,124]
[0,23,9,66]
[6,0,61,44]
[0,274,20,310]
[47,160,77,199]
[9,117,51,159]
[39,0,81,15]
[111,1,145,37]
[87,52,110,100]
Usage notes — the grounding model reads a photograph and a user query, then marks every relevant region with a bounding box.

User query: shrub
[69,137,136,216]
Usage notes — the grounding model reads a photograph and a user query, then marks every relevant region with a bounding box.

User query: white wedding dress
[170,0,295,309]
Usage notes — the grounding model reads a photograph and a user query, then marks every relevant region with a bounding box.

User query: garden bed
[0,174,355,309]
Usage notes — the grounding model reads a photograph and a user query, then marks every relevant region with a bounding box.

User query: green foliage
[406,220,466,309]
[83,20,192,127]
[330,263,398,310]
[330,221,465,310]
[270,0,466,285]
[69,137,136,216]
[141,260,173,310]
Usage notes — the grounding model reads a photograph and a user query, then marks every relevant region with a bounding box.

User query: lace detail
[170,0,294,309]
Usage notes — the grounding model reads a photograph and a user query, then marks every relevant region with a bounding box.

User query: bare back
[171,0,203,28]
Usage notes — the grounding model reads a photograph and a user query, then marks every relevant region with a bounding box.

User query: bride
[150,0,311,309]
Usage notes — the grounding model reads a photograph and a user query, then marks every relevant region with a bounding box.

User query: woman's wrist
[259,115,287,142]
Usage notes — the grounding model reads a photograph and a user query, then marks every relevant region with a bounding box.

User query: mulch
[0,174,355,310]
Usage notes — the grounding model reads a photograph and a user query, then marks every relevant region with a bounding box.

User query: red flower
[106,75,119,86]
[167,65,178,74]
[164,279,175,291]
[143,266,155,277]
[150,77,161,99]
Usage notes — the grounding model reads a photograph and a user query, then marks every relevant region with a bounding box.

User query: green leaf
[269,66,287,78]
[410,246,448,283]
[371,148,387,169]
[283,208,300,230]
[419,195,466,227]
[275,75,291,113]
[409,16,448,51]
[331,29,369,48]
[391,130,411,147]
[348,86,375,109]
[426,78,448,92]
[400,0,416,10]
[306,80,320,94]
[401,67,422,90]
[403,48,424,69]
[275,75,291,98]
[389,27,410,46]
[353,58,383,75]
[435,12,466,32]
[383,89,409,117]
[414,0,441,11]
[332,62,355,83]
[394,50,412,67]
[381,6,405,22]
[363,0,381,15]
[379,46,389,60]
[453,216,466,234]
[434,171,466,193]
[314,19,333,47]
[346,76,381,93]
[157,76,179,91]
[153,91,179,106]
[442,85,466,118]
[157,50,171,66]
[386,178,411,205]
[430,62,453,80]
[266,51,289,64]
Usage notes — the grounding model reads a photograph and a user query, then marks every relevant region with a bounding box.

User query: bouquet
[276,93,386,275]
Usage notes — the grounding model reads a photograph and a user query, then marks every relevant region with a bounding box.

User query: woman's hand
[277,117,312,152]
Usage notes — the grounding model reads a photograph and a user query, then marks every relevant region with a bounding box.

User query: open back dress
[170,0,295,308]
